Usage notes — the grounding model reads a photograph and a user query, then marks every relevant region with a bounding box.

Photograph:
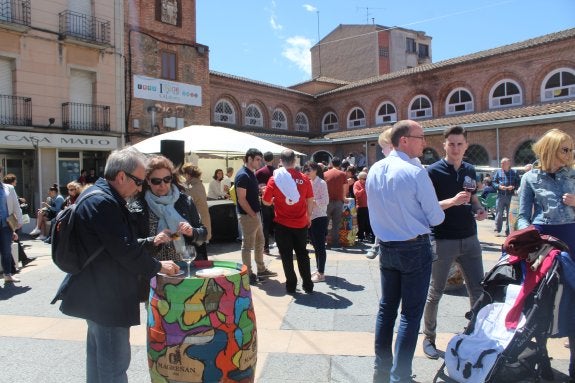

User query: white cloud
[303,4,317,12]
[269,0,283,31]
[270,15,283,31]
[282,36,312,76]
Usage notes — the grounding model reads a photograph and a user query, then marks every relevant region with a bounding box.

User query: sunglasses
[125,172,145,187]
[561,147,574,154]
[149,175,173,185]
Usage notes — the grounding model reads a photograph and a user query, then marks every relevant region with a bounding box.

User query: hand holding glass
[181,245,196,278]
[463,178,477,206]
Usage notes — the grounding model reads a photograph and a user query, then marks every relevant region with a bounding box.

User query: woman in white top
[303,161,329,282]
[207,169,228,200]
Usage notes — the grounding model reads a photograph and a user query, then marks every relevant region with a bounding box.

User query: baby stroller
[434,226,568,383]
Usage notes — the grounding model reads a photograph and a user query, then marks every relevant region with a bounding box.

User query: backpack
[51,189,105,274]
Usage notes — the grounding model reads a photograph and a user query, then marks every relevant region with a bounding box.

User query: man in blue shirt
[235,148,277,285]
[367,120,444,383]
[421,126,488,360]
[493,157,519,236]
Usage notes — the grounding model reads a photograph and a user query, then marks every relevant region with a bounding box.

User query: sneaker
[422,338,439,359]
[29,228,41,236]
[311,272,325,283]
[257,268,278,278]
[365,250,378,259]
[495,232,507,237]
[37,235,48,241]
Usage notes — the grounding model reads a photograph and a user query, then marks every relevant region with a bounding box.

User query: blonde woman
[517,128,575,381]
[65,181,82,207]
[181,163,211,260]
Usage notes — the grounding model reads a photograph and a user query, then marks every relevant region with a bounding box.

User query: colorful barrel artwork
[147,260,257,383]
[327,197,357,247]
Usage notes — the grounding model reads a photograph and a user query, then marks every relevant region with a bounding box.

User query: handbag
[7,213,18,231]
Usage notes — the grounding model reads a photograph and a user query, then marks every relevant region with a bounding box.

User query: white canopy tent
[131,125,303,157]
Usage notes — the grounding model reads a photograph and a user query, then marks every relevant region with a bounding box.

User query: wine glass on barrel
[181,244,197,278]
[463,176,477,206]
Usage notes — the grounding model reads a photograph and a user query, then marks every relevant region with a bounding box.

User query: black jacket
[59,179,161,327]
[129,191,208,250]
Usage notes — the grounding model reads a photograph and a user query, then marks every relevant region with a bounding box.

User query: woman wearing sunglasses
[516,128,575,382]
[130,155,207,263]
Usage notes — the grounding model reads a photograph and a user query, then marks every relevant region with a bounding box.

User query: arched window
[347,107,366,129]
[312,150,332,165]
[408,95,432,119]
[541,68,575,101]
[322,112,339,132]
[464,144,489,165]
[514,140,536,166]
[490,80,522,108]
[375,102,397,124]
[245,104,263,127]
[446,88,474,115]
[295,112,309,132]
[214,99,236,124]
[420,147,439,165]
[271,108,287,130]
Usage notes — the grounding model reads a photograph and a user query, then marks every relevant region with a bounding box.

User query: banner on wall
[133,75,202,106]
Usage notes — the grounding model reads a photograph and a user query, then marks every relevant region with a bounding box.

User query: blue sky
[196,0,575,87]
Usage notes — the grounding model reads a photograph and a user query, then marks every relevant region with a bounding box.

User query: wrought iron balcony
[62,102,110,131]
[0,95,32,126]
[59,10,110,45]
[0,0,30,28]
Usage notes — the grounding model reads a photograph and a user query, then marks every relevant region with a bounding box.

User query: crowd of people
[2,121,574,383]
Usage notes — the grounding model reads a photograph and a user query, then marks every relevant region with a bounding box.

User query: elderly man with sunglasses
[57,148,181,383]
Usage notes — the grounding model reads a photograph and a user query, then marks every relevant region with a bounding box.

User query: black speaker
[160,140,185,167]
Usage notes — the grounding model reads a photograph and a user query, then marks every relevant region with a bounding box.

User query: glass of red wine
[463,177,476,206]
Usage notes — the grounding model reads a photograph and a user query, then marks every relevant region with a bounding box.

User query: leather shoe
[422,338,439,359]
[22,257,36,267]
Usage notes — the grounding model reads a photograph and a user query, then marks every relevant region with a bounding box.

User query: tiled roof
[209,71,313,97]
[289,76,350,88]
[323,100,575,140]
[317,28,575,96]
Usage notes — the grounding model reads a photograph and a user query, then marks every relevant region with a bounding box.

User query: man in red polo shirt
[262,149,314,294]
[324,157,347,248]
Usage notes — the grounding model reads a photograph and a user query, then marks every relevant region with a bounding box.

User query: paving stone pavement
[0,219,571,382]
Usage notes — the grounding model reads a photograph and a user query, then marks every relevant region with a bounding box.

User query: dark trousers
[194,242,208,261]
[274,223,313,292]
[260,205,274,250]
[357,207,372,240]
[0,225,14,275]
[309,216,328,273]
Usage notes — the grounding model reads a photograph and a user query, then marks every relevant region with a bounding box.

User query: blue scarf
[145,185,186,250]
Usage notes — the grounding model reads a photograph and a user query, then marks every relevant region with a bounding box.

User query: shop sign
[0,131,119,150]
[133,75,202,106]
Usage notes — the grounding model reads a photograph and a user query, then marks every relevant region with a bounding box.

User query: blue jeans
[374,236,433,383]
[86,320,131,383]
[309,216,328,273]
[0,225,14,275]
[495,193,512,234]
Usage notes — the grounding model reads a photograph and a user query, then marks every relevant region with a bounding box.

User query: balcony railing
[62,102,110,131]
[0,0,30,27]
[0,95,32,126]
[59,10,110,45]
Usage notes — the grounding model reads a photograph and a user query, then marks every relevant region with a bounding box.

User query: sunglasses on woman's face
[561,147,574,155]
[149,175,173,185]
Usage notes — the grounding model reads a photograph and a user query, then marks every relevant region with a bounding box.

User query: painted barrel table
[327,197,358,247]
[148,260,257,383]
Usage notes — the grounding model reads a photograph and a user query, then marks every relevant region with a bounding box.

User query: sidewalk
[0,220,570,382]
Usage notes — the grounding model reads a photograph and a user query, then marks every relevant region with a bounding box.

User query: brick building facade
[208,28,575,168]
[125,0,210,145]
